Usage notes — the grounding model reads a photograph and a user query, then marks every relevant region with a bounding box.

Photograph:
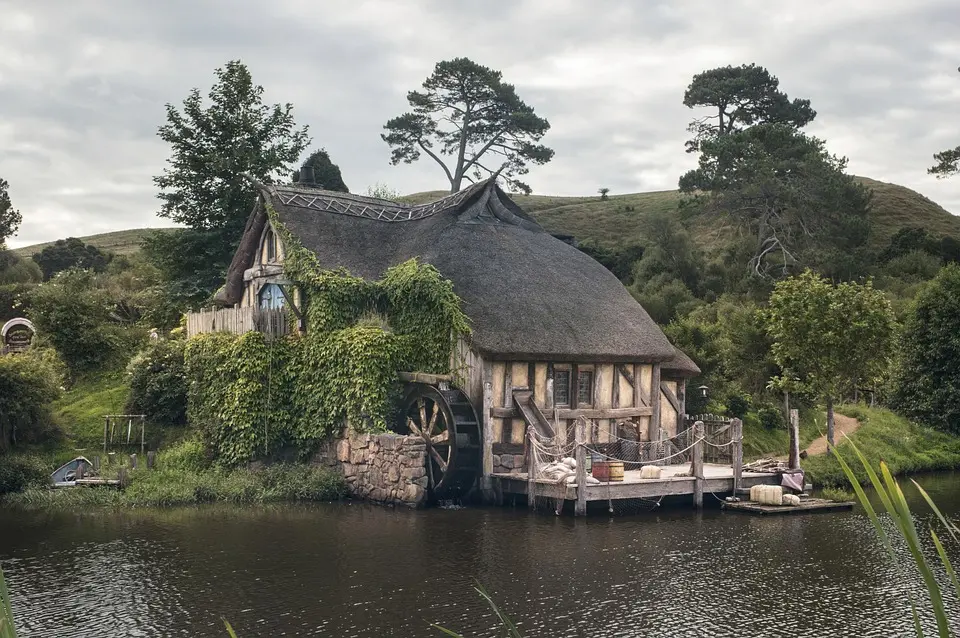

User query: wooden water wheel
[396,383,482,500]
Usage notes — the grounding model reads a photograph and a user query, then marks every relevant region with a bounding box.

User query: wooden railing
[185,307,291,339]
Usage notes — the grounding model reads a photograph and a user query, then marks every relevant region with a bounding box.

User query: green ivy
[183,206,471,465]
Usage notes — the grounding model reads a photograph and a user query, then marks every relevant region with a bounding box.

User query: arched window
[264,228,276,263]
[258,283,285,310]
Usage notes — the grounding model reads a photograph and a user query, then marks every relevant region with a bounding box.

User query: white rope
[580,437,704,464]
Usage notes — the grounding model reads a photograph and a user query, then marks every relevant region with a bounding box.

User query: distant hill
[11,178,958,259]
[12,228,171,259]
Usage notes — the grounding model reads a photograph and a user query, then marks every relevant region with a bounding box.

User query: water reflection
[2,474,959,637]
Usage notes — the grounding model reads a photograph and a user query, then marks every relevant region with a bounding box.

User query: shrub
[126,339,188,426]
[158,437,210,472]
[0,347,66,450]
[725,393,751,419]
[891,264,960,434]
[756,405,783,429]
[0,455,49,495]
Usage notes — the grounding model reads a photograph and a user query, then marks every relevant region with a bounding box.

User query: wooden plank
[527,427,536,508]
[612,366,620,408]
[570,364,579,409]
[723,499,855,516]
[490,406,653,419]
[482,360,494,490]
[502,363,512,409]
[398,371,454,385]
[492,443,525,455]
[676,380,686,434]
[731,418,743,496]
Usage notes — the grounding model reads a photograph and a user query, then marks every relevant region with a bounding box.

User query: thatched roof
[661,347,701,378]
[218,178,677,362]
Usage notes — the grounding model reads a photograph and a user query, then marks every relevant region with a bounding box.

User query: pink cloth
[781,470,805,492]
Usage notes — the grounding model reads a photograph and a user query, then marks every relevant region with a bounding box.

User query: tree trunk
[826,395,835,448]
[786,391,800,470]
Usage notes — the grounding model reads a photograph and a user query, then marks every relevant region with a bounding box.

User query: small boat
[51,456,93,487]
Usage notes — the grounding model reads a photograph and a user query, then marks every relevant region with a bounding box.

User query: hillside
[11,178,958,258]
[11,228,170,259]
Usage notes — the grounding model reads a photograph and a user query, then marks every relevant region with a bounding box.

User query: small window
[265,229,276,262]
[258,283,285,310]
[554,370,571,406]
[577,370,594,406]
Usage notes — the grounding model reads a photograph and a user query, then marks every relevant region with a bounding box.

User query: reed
[0,566,17,638]
[832,437,959,637]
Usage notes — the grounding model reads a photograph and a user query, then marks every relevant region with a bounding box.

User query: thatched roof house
[211,173,699,489]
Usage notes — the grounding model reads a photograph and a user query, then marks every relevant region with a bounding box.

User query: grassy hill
[11,177,959,258]
[12,228,169,259]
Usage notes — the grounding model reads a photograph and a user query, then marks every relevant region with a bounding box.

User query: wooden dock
[722,497,855,516]
[492,464,780,505]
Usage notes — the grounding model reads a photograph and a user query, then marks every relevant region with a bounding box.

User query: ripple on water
[1,478,959,637]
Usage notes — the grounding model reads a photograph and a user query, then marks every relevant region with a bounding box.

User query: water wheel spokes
[407,394,454,490]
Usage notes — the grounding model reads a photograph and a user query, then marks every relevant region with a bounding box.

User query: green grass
[740,409,820,460]
[802,406,960,487]
[52,372,131,448]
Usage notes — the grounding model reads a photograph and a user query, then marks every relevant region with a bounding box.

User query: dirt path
[803,413,861,456]
[774,413,860,460]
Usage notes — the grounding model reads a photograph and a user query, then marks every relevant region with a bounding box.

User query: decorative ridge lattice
[271,179,490,223]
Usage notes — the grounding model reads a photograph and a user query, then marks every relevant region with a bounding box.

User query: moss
[801,407,960,487]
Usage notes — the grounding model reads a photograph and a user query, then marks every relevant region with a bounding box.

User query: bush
[158,437,210,472]
[757,405,783,429]
[725,393,751,419]
[126,339,187,426]
[0,347,66,449]
[0,455,49,495]
[891,264,960,433]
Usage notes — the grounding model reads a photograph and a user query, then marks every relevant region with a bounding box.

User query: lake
[2,474,959,637]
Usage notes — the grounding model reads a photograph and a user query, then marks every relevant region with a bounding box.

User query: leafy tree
[683,63,815,151]
[126,338,188,427]
[292,148,349,192]
[680,124,871,278]
[598,187,610,200]
[576,240,644,284]
[0,347,65,450]
[27,269,128,375]
[151,60,310,305]
[382,57,553,194]
[32,237,112,280]
[929,145,960,178]
[880,226,939,262]
[763,270,895,445]
[365,183,401,201]
[891,264,960,433]
[0,177,21,245]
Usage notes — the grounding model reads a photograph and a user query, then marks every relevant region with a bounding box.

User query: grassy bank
[2,463,346,509]
[801,406,960,487]
[740,408,820,459]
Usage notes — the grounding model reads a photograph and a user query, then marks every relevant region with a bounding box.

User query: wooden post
[118,467,128,489]
[481,361,494,496]
[141,418,145,457]
[92,456,100,473]
[788,408,801,470]
[147,451,156,470]
[575,418,587,516]
[103,417,109,453]
[129,454,137,470]
[731,418,743,497]
[527,427,536,509]
[692,420,704,509]
[650,364,661,440]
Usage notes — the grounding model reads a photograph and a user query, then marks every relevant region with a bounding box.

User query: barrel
[591,460,610,481]
[608,461,624,482]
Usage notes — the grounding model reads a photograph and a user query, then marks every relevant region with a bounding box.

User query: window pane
[554,371,570,405]
[258,283,285,310]
[265,230,276,262]
[578,371,594,405]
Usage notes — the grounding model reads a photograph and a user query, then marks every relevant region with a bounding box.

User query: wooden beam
[570,364,579,409]
[651,363,662,439]
[634,364,648,408]
[575,418,586,516]
[731,418,743,496]
[481,360,494,495]
[612,365,620,408]
[676,380,686,434]
[398,371,453,385]
[545,363,554,410]
[491,406,653,419]
[276,284,305,331]
[692,420,704,509]
[618,364,636,388]
[660,381,681,415]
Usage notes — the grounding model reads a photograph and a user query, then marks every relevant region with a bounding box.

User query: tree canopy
[150,60,310,305]
[292,148,349,192]
[683,63,815,151]
[763,270,894,445]
[892,264,960,433]
[382,57,553,194]
[32,237,112,281]
[0,177,22,246]
[680,123,871,278]
[929,145,960,178]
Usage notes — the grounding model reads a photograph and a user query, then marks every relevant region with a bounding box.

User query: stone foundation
[314,432,428,507]
[492,453,526,475]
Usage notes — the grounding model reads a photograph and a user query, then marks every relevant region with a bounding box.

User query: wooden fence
[185,307,291,339]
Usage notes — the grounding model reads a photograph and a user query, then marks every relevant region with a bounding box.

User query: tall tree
[892,264,960,433]
[679,124,871,277]
[292,148,349,192]
[0,177,22,246]
[149,60,310,305]
[929,145,960,178]
[32,237,112,280]
[382,57,553,194]
[683,63,815,151]
[763,270,894,446]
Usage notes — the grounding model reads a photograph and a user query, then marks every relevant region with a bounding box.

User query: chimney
[298,164,316,187]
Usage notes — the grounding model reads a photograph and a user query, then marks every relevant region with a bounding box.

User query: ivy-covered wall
[185,210,471,466]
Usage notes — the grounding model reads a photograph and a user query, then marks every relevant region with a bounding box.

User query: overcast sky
[2,0,958,248]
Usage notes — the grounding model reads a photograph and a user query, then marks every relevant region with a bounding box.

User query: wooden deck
[722,498,855,516]
[492,464,779,503]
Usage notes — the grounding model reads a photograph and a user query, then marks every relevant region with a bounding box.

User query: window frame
[577,366,595,407]
[264,228,276,263]
[553,365,572,407]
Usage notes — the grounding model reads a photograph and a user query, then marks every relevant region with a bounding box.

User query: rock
[402,466,426,480]
[342,463,357,477]
[350,450,366,465]
[500,455,514,469]
[337,440,351,463]
[379,434,398,451]
[415,475,429,488]
[402,483,423,503]
[388,466,400,483]
[513,455,525,470]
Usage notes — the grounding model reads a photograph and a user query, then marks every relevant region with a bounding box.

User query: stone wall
[492,453,526,475]
[314,432,428,507]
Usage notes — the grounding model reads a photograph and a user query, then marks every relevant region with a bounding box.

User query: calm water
[2,475,960,637]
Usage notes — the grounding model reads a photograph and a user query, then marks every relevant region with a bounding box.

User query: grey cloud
[1,0,958,248]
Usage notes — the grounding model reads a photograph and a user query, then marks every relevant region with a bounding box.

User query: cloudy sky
[1,0,958,248]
